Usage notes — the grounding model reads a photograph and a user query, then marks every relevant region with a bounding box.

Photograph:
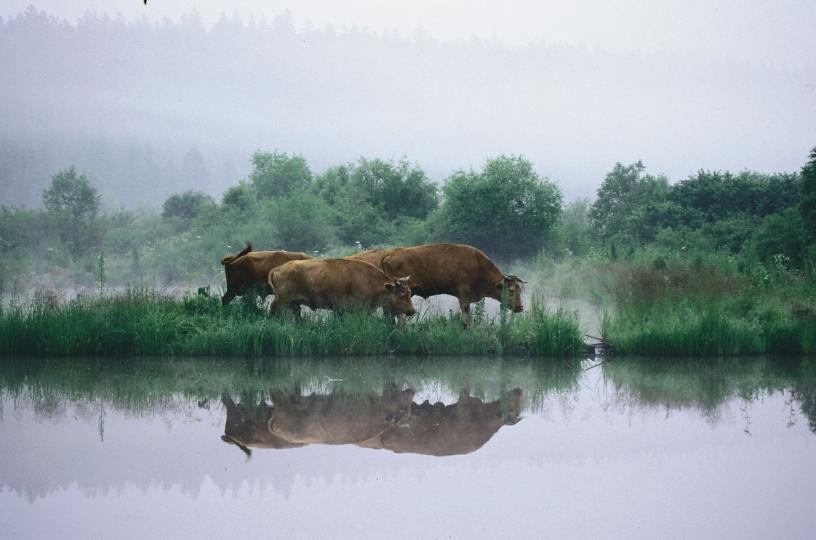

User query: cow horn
[398,275,411,283]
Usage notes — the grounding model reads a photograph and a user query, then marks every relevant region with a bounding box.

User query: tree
[801,147,816,245]
[670,170,800,224]
[438,155,562,260]
[312,160,438,247]
[350,158,438,219]
[250,151,312,199]
[265,194,336,252]
[42,167,101,257]
[43,167,100,220]
[222,181,256,211]
[799,147,816,274]
[590,161,672,243]
[746,208,805,266]
[162,191,216,220]
[553,199,594,256]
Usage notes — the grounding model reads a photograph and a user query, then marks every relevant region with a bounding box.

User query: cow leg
[289,303,302,323]
[269,297,281,317]
[221,289,236,306]
[459,298,471,328]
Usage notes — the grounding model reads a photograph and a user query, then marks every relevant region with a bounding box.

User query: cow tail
[267,268,277,295]
[221,242,253,266]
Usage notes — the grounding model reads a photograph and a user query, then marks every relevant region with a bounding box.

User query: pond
[1,356,814,539]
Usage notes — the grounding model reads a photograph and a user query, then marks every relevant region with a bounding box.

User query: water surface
[0,356,814,539]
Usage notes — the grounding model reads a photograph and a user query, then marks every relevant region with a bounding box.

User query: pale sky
[2,1,815,206]
[4,1,816,71]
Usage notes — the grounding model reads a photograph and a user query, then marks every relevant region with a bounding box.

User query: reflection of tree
[602,356,816,433]
[0,356,579,419]
[793,357,816,433]
[797,388,816,433]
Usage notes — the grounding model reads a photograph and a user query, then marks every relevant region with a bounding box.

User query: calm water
[0,356,814,539]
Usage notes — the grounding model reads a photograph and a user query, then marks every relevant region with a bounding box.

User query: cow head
[384,276,416,316]
[221,243,253,305]
[496,275,526,313]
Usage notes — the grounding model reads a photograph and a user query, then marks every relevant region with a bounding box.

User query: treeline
[1,147,814,289]
[585,156,815,267]
[0,153,562,286]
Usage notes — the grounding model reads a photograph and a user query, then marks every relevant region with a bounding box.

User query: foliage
[590,162,803,255]
[590,161,672,242]
[746,208,805,266]
[439,155,562,260]
[264,195,336,252]
[0,288,584,358]
[2,148,814,296]
[41,167,101,256]
[312,159,439,247]
[42,166,100,220]
[601,256,816,355]
[250,151,312,199]
[161,190,216,220]
[221,181,256,211]
[551,198,595,257]
[349,158,438,220]
[800,147,816,246]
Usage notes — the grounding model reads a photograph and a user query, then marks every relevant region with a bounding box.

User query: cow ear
[385,283,395,291]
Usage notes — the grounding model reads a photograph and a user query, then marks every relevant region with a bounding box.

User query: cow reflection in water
[221,387,522,457]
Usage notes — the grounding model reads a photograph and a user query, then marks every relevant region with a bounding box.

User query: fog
[1,3,814,208]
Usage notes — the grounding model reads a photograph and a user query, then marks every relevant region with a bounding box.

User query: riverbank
[0,288,584,358]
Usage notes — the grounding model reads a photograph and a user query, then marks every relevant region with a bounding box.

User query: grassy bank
[0,288,584,358]
[598,254,816,355]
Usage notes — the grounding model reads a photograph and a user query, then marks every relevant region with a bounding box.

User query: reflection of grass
[0,288,584,357]
[4,355,815,434]
[602,356,816,423]
[0,355,582,416]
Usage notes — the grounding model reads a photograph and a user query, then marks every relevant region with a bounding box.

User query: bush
[439,155,562,261]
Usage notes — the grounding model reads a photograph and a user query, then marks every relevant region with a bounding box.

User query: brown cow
[268,388,416,445]
[221,395,305,457]
[220,388,414,456]
[350,243,526,326]
[220,243,311,306]
[268,258,416,320]
[220,388,522,458]
[358,388,522,456]
[347,247,394,267]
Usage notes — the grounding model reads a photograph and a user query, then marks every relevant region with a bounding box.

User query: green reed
[601,259,816,356]
[0,287,584,358]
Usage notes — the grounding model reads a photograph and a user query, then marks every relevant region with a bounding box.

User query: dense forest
[1,146,814,291]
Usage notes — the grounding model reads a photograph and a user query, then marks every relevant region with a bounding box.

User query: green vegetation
[2,146,815,357]
[0,288,584,358]
[600,257,816,356]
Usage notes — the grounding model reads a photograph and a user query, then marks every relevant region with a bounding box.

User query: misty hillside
[1,5,813,209]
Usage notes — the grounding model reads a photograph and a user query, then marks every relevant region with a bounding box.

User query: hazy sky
[2,2,815,206]
[4,1,816,71]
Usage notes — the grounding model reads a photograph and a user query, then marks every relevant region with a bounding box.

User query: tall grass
[0,287,584,358]
[601,256,816,356]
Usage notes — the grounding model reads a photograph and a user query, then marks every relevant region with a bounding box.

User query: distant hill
[1,6,813,208]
